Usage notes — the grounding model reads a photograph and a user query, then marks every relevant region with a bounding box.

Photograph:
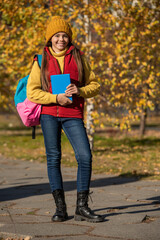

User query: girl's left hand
[65,84,80,96]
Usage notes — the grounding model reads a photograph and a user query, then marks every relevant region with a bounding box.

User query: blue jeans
[40,115,92,192]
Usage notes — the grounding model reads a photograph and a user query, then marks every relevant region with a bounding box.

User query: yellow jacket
[27,47,100,105]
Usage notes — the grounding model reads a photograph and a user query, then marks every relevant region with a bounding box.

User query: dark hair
[40,41,51,91]
[72,47,85,87]
[40,42,85,91]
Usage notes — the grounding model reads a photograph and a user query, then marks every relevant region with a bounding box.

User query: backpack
[14,54,42,138]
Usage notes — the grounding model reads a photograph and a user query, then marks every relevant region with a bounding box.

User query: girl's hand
[65,84,79,97]
[57,94,72,106]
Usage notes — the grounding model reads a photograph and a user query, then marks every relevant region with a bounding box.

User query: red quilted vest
[41,45,84,118]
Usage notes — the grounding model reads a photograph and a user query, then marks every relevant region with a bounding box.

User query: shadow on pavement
[1,176,159,220]
[1,176,139,202]
[95,198,160,219]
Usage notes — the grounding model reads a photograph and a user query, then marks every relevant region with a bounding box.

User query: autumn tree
[0,0,160,138]
[89,0,160,135]
[0,0,51,111]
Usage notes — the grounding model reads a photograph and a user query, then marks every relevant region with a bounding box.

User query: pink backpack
[16,98,41,127]
[14,55,42,138]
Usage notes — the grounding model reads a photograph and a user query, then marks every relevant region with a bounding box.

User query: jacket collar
[45,44,75,59]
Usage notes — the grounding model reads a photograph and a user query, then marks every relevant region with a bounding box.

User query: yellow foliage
[0,0,160,133]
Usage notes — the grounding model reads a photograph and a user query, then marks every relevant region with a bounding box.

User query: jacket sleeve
[78,55,100,98]
[27,61,57,104]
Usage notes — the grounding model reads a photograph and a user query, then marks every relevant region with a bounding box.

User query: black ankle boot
[52,189,68,222]
[74,190,104,223]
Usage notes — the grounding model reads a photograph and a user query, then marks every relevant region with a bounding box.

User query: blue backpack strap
[32,54,42,139]
[32,126,36,139]
[37,54,42,68]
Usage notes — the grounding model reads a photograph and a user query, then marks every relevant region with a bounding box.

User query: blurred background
[0,0,160,179]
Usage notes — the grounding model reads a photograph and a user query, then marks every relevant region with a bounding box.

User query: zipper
[52,50,71,117]
[52,59,60,117]
[63,55,66,75]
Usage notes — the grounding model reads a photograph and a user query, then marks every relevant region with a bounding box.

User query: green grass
[0,113,160,179]
[0,130,160,180]
[93,135,160,179]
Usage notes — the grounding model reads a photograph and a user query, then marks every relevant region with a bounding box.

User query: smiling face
[51,32,70,53]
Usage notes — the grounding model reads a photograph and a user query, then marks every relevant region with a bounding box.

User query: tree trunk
[84,0,94,149]
[86,98,94,149]
[139,108,147,137]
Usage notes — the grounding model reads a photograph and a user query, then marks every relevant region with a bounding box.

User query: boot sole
[74,214,104,223]
[52,213,68,222]
[52,217,68,222]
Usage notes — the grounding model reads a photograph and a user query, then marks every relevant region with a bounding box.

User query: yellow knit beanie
[45,16,72,43]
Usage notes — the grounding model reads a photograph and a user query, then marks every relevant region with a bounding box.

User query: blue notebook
[51,74,72,101]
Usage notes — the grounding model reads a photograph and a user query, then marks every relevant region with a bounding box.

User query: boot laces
[82,191,93,206]
[88,191,93,203]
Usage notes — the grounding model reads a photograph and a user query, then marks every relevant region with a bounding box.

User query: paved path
[0,156,160,240]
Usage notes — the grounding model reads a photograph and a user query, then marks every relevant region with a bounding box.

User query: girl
[27,16,104,223]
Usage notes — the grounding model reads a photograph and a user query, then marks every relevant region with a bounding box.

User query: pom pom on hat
[45,16,72,43]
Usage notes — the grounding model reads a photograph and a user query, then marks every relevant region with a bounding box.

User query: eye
[63,34,69,39]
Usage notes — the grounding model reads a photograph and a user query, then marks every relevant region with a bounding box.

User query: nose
[59,36,65,41]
